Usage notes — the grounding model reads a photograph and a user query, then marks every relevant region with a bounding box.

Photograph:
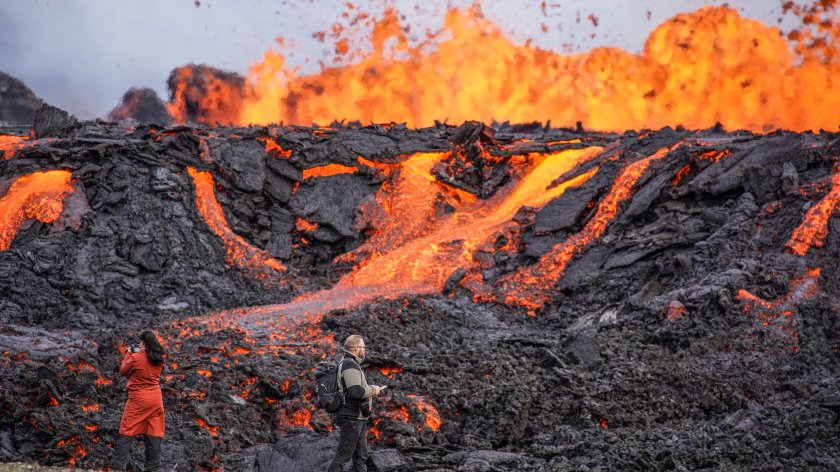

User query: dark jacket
[337,351,374,419]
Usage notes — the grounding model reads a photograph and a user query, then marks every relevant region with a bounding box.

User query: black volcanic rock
[32,103,77,138]
[0,71,43,125]
[1,122,839,471]
[107,87,174,126]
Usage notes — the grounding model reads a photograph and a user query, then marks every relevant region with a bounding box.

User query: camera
[130,346,141,353]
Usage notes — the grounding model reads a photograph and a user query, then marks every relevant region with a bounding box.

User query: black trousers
[110,434,162,472]
[328,417,368,472]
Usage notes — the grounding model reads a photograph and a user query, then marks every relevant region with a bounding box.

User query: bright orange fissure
[786,168,840,255]
[186,167,287,273]
[0,170,75,250]
[170,5,840,132]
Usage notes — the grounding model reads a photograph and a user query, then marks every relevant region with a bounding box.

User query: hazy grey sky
[0,0,794,119]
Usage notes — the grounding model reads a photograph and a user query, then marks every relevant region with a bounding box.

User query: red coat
[118,350,165,437]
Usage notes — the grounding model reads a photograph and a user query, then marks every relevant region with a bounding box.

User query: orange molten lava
[786,168,840,255]
[194,417,220,437]
[407,394,442,432]
[172,6,840,132]
[326,147,602,303]
[0,135,27,159]
[496,145,678,311]
[258,137,293,158]
[302,163,358,179]
[379,367,402,378]
[0,170,75,251]
[186,166,287,274]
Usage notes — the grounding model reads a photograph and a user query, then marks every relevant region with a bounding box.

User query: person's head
[344,335,366,360]
[139,330,166,366]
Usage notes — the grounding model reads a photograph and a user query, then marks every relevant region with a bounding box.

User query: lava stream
[236,146,603,332]
[786,168,840,256]
[492,144,680,311]
[186,167,287,274]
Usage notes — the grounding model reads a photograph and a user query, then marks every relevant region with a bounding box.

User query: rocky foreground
[1,111,839,470]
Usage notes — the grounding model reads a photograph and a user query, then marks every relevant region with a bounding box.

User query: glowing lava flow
[0,135,27,160]
[786,168,840,256]
[170,6,840,132]
[0,170,75,250]
[186,167,287,274]
[494,145,678,311]
[235,146,602,336]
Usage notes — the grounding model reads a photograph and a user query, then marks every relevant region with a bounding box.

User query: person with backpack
[327,335,386,472]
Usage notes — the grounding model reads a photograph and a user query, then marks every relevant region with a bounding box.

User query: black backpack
[314,357,345,413]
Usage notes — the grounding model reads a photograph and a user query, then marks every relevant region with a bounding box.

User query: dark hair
[140,330,166,366]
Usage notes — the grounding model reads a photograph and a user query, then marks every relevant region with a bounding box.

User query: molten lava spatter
[186,167,287,275]
[169,5,840,132]
[492,144,679,311]
[786,168,840,256]
[0,170,75,250]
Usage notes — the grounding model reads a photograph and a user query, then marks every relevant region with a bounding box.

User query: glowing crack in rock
[0,170,75,250]
[786,168,840,256]
[492,144,679,311]
[737,268,821,352]
[186,166,287,275]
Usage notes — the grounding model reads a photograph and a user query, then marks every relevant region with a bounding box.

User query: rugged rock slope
[1,113,839,471]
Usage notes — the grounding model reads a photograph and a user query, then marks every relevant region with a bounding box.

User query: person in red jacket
[110,330,166,471]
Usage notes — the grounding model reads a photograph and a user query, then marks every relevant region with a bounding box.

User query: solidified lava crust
[1,114,840,471]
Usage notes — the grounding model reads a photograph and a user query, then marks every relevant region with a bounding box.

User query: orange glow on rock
[81,403,100,413]
[302,163,358,179]
[187,166,287,274]
[289,408,312,428]
[258,137,293,158]
[94,376,113,387]
[407,394,442,432]
[379,367,402,378]
[194,417,220,437]
[197,369,213,378]
[737,267,821,352]
[0,170,75,251]
[295,217,319,232]
[786,169,840,256]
